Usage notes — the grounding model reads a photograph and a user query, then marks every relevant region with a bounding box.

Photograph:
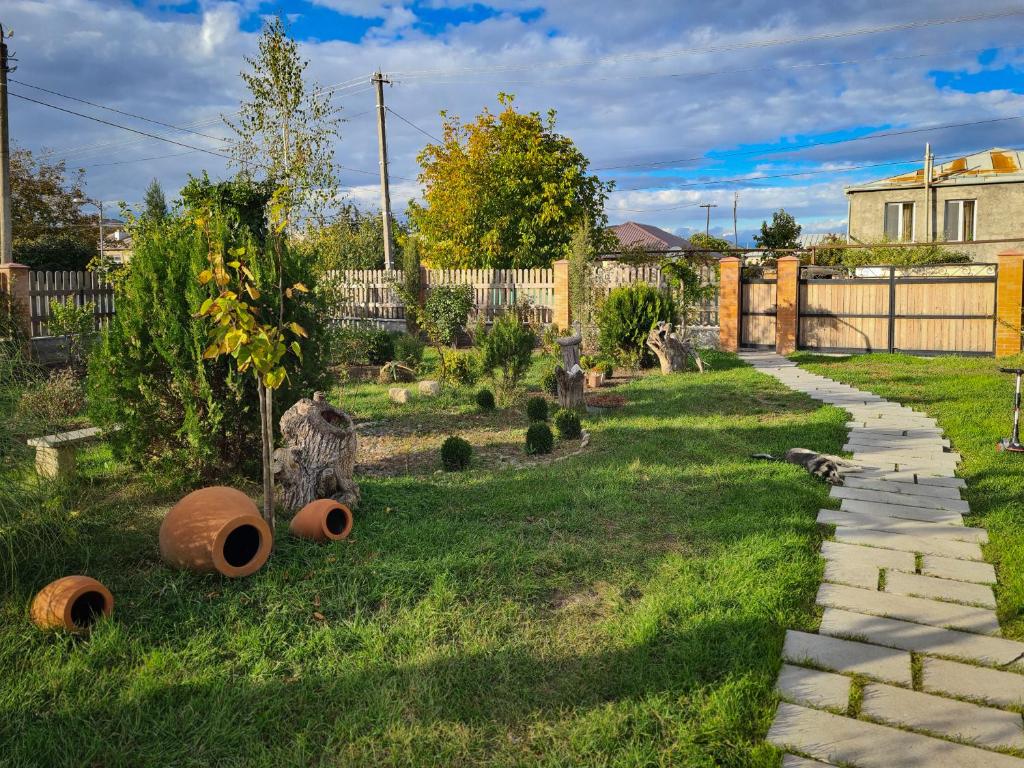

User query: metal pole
[0,25,13,265]
[98,200,105,267]
[732,192,738,247]
[372,71,394,270]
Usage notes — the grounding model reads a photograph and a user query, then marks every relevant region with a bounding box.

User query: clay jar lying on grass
[289,499,353,542]
[159,486,272,578]
[31,575,113,632]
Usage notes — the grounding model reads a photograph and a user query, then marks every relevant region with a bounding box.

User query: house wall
[847,181,1024,261]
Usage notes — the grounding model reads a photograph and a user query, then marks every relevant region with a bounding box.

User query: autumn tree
[224,17,338,224]
[304,204,407,271]
[408,93,613,269]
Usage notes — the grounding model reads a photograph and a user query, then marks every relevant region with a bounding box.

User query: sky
[4,0,1024,245]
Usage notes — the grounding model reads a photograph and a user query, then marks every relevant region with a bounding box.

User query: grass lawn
[794,351,1024,641]
[0,351,846,767]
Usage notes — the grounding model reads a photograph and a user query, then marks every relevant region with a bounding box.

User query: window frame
[944,199,978,242]
[884,201,916,242]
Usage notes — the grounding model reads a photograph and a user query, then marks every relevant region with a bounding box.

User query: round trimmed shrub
[365,328,395,365]
[526,396,548,422]
[440,436,472,471]
[541,368,558,396]
[553,408,582,440]
[475,388,496,410]
[525,422,553,455]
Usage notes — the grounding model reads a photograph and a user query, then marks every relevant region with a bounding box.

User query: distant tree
[688,232,733,253]
[224,17,339,223]
[306,205,407,271]
[409,93,614,269]
[142,178,168,221]
[754,209,801,255]
[10,146,97,270]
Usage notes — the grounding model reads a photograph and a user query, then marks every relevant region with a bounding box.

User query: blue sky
[7,0,1024,243]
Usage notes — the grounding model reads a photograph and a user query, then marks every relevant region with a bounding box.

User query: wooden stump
[271,392,360,513]
[555,332,585,409]
[646,322,704,374]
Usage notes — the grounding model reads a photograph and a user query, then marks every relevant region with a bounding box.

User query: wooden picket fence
[28,270,116,337]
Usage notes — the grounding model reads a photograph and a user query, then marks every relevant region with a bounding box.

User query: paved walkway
[740,351,1024,767]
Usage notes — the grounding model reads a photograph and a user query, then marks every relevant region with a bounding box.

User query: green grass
[0,351,847,767]
[793,351,1024,640]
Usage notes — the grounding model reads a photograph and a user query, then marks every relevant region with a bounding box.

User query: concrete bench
[27,427,105,480]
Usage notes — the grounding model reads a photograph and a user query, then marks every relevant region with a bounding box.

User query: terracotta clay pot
[30,575,113,632]
[289,499,353,542]
[159,486,272,577]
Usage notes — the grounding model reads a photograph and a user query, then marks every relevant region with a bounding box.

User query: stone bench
[27,427,105,480]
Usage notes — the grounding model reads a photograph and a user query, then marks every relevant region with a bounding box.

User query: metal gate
[797,265,997,356]
[740,275,777,349]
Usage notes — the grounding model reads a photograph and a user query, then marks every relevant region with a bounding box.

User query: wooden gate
[741,275,777,349]
[798,265,997,356]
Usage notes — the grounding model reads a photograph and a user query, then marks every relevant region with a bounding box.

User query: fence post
[0,262,32,341]
[552,259,570,331]
[718,256,741,351]
[775,255,801,355]
[996,250,1024,357]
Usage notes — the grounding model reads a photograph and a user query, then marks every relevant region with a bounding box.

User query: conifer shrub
[553,408,582,440]
[526,396,548,422]
[525,422,553,455]
[596,283,677,367]
[475,388,496,410]
[541,367,558,396]
[477,310,536,402]
[440,435,472,471]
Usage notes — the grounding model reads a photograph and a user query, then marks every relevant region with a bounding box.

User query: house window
[884,202,915,241]
[943,200,976,242]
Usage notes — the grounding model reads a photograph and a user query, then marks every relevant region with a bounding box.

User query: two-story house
[845,147,1024,261]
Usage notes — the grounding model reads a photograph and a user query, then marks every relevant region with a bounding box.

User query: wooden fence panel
[28,270,115,337]
[740,280,776,347]
[799,281,889,351]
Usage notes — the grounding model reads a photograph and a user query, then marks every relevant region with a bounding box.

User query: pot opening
[70,591,107,629]
[223,524,262,568]
[325,507,347,535]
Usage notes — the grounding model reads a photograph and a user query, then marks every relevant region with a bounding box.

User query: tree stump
[646,322,704,374]
[271,392,360,513]
[555,333,585,409]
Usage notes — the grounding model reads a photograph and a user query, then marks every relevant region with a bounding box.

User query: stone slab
[832,486,969,513]
[860,682,1024,750]
[817,582,1000,636]
[854,472,966,489]
[775,663,851,711]
[767,702,1024,767]
[820,540,916,571]
[782,629,911,685]
[923,656,1024,709]
[922,555,997,585]
[782,756,834,768]
[840,498,963,525]
[819,608,1024,669]
[833,528,983,562]
[818,509,986,544]
[885,571,996,609]
[842,476,963,500]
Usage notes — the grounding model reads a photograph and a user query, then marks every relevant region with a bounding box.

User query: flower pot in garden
[289,499,353,542]
[30,575,113,632]
[585,371,605,389]
[159,486,272,578]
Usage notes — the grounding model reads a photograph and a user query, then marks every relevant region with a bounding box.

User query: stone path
[740,351,1024,767]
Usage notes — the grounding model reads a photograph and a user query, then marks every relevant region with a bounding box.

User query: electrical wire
[385,106,441,143]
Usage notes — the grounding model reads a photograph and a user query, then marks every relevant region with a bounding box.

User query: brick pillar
[0,262,32,341]
[552,259,570,332]
[775,255,801,355]
[718,256,741,351]
[996,251,1024,357]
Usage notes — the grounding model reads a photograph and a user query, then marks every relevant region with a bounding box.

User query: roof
[797,233,841,247]
[847,148,1024,193]
[609,221,693,251]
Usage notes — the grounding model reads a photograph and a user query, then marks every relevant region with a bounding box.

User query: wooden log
[555,332,585,409]
[646,322,704,374]
[271,392,360,513]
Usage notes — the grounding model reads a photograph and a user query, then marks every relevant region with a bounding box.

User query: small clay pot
[290,499,353,542]
[159,486,272,577]
[30,575,113,632]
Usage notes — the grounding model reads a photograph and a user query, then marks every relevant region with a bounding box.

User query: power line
[386,106,441,143]
[390,9,1024,79]
[9,91,233,160]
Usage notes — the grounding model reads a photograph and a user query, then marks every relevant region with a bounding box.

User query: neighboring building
[102,221,132,264]
[609,221,694,252]
[845,147,1024,261]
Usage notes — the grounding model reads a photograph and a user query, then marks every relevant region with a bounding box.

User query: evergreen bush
[596,283,677,367]
[475,388,496,410]
[391,332,425,366]
[365,328,394,365]
[541,367,558,396]
[439,348,480,387]
[440,435,472,471]
[525,422,553,455]
[553,408,582,440]
[478,310,536,403]
[526,396,548,422]
[424,284,474,345]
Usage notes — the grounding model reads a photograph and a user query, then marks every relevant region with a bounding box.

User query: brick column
[0,262,32,341]
[718,256,741,352]
[996,251,1024,357]
[552,259,570,332]
[775,255,801,355]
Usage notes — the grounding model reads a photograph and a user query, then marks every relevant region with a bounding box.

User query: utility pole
[699,202,717,238]
[0,24,14,265]
[372,71,394,270]
[732,192,739,247]
[922,142,933,243]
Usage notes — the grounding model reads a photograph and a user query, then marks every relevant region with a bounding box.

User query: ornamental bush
[526,396,548,422]
[541,367,558,396]
[475,388,496,410]
[439,348,480,387]
[478,310,536,402]
[391,332,425,366]
[525,422,553,455]
[440,435,472,471]
[365,328,395,365]
[596,283,677,367]
[424,283,474,346]
[553,408,582,440]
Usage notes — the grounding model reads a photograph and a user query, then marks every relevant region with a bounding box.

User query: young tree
[142,178,168,221]
[224,17,339,224]
[305,204,407,270]
[409,93,614,269]
[754,209,802,255]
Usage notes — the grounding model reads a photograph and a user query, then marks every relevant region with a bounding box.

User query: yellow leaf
[202,343,220,359]
[290,340,302,360]
[245,284,261,300]
[289,322,308,338]
[198,269,213,285]
[291,282,309,293]
[199,297,214,315]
